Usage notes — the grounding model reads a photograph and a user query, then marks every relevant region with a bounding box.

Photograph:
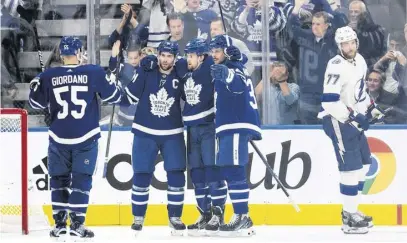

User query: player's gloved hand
[211,64,231,83]
[224,45,242,61]
[349,110,370,131]
[366,101,387,123]
[108,56,118,72]
[140,55,158,72]
[175,57,188,79]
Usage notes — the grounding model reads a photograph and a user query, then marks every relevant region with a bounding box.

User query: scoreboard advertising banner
[3,126,407,226]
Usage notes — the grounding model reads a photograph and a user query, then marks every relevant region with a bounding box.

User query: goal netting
[0,108,49,234]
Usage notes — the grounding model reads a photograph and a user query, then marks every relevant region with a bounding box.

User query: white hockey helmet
[335,26,359,49]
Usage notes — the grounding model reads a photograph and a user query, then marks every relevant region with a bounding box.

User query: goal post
[0,108,28,234]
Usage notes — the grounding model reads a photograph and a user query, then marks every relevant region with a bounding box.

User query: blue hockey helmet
[157,40,179,56]
[59,36,82,56]
[209,34,232,50]
[185,38,209,55]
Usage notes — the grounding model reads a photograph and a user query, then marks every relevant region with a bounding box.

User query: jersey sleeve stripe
[48,127,101,145]
[125,86,139,103]
[101,86,119,102]
[321,93,340,102]
[29,97,47,109]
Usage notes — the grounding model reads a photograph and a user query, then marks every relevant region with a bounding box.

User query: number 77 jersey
[214,61,262,141]
[29,64,122,149]
[319,54,370,122]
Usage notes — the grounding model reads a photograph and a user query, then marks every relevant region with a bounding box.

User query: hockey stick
[17,5,45,72]
[102,10,133,178]
[249,141,301,212]
[216,0,230,46]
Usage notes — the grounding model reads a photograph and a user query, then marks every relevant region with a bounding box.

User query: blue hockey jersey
[124,67,184,139]
[180,56,215,126]
[29,64,122,148]
[214,61,262,140]
[191,9,218,42]
[231,5,286,67]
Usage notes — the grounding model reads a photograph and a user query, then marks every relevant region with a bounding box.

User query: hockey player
[28,36,122,239]
[123,40,187,235]
[181,38,228,236]
[318,26,381,234]
[209,34,262,236]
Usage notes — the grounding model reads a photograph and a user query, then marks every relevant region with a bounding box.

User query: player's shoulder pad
[330,56,342,65]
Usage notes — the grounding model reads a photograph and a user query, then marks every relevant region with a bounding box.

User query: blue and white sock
[50,175,70,223]
[132,173,152,217]
[167,171,185,218]
[69,173,92,224]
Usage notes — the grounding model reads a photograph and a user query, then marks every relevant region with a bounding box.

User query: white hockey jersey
[319,53,370,123]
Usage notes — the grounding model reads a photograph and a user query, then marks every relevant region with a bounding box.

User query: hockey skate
[69,213,95,241]
[219,214,255,237]
[169,217,186,236]
[341,211,369,234]
[204,206,225,236]
[357,211,374,228]
[49,211,67,241]
[131,216,145,236]
[187,208,212,237]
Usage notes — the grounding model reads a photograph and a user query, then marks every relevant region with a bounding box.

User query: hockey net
[0,108,49,234]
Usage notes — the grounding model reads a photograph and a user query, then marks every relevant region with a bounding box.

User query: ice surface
[0,226,406,243]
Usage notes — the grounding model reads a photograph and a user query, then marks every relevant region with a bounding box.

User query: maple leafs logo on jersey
[149,88,175,118]
[184,77,202,106]
[197,28,208,41]
[247,20,262,43]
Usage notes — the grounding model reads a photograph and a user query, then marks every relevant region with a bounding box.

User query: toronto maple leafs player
[180,38,226,236]
[28,36,122,239]
[123,40,187,235]
[209,34,262,236]
[318,26,381,234]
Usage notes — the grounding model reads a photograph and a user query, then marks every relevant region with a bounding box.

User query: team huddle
[28,26,384,240]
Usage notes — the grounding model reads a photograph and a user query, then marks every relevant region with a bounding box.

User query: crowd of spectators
[1,0,406,126]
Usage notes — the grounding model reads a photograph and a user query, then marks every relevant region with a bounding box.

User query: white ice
[0,226,406,243]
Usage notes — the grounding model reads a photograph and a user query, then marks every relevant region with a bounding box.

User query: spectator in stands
[201,0,242,31]
[288,0,347,124]
[373,31,406,96]
[366,69,407,124]
[166,12,197,56]
[255,61,300,125]
[108,4,149,56]
[143,0,172,47]
[231,0,287,87]
[347,0,386,69]
[174,0,217,42]
[210,17,254,74]
[185,0,218,41]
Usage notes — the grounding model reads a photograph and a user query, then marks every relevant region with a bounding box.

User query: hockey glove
[225,45,242,61]
[211,64,231,83]
[140,55,158,72]
[108,56,118,72]
[348,110,370,131]
[366,102,388,124]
